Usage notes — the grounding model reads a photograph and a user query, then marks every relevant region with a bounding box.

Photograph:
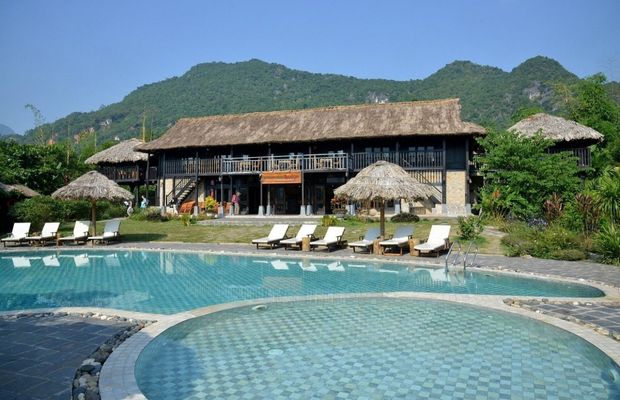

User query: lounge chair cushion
[311,226,346,246]
[2,223,31,242]
[252,224,289,245]
[280,224,317,246]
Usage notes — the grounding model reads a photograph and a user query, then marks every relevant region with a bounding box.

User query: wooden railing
[549,147,592,168]
[161,151,444,177]
[351,151,443,171]
[100,165,141,182]
[163,153,349,176]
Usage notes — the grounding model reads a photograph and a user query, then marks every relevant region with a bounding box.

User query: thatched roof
[0,182,40,197]
[509,113,604,143]
[334,160,436,201]
[138,98,485,152]
[52,171,134,201]
[85,138,149,164]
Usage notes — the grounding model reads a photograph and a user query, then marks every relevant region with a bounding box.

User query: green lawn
[61,217,504,255]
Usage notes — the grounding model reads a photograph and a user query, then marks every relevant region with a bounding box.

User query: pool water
[135,298,620,399]
[0,250,603,314]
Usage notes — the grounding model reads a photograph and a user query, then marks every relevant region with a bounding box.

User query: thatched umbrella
[334,160,436,237]
[52,171,134,235]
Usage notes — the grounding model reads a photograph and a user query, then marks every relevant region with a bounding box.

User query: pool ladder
[445,240,479,272]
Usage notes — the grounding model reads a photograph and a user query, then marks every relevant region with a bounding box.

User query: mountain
[21,56,594,144]
[0,124,15,136]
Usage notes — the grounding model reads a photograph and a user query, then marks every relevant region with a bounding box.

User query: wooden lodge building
[136,98,486,216]
[85,138,157,202]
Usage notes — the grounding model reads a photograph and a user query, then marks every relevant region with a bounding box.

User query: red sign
[261,171,302,185]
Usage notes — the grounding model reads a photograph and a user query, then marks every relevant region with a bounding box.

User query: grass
[58,216,504,255]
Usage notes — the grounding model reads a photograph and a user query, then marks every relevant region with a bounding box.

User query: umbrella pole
[380,199,385,238]
[91,200,97,236]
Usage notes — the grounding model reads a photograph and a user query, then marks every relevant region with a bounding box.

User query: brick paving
[0,314,132,400]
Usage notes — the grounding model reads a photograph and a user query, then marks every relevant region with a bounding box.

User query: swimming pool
[0,250,604,314]
[135,298,620,399]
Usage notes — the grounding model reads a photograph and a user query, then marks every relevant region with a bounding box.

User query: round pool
[135,298,620,399]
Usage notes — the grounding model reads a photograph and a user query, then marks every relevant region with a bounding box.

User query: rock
[77,393,85,400]
[80,364,95,373]
[79,375,97,387]
[85,390,101,400]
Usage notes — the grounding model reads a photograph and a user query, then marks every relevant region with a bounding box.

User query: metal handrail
[463,240,479,269]
[445,240,462,272]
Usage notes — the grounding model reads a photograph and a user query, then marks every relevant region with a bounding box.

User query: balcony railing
[99,165,158,182]
[351,151,443,171]
[161,150,444,177]
[549,147,592,168]
[163,153,349,176]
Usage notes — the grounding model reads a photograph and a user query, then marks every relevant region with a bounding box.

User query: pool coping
[98,292,620,400]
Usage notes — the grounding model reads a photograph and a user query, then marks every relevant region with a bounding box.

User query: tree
[476,130,580,219]
[0,141,91,195]
[24,104,49,145]
[565,74,620,168]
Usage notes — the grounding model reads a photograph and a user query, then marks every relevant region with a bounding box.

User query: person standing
[232,191,241,215]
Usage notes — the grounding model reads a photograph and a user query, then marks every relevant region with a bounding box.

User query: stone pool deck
[0,242,619,399]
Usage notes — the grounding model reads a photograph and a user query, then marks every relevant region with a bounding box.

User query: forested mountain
[0,124,15,136]
[19,56,616,144]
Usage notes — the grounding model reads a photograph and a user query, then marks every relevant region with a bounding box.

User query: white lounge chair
[25,222,60,246]
[2,222,31,247]
[414,225,451,256]
[348,227,381,253]
[58,221,90,245]
[310,226,346,252]
[251,224,289,249]
[88,220,121,244]
[379,226,414,255]
[280,224,317,249]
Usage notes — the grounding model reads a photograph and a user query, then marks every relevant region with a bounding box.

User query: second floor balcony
[161,150,445,177]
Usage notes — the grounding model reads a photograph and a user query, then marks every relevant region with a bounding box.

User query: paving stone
[0,315,131,400]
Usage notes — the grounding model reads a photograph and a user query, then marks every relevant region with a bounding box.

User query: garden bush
[129,207,170,222]
[390,212,419,223]
[595,223,620,265]
[501,222,588,260]
[457,216,484,240]
[321,215,338,227]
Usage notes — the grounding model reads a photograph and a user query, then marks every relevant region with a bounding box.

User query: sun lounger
[280,224,318,249]
[25,222,60,246]
[310,226,346,252]
[251,224,289,249]
[379,226,414,255]
[88,220,121,244]
[414,225,451,256]
[2,222,31,247]
[348,227,381,253]
[58,221,90,245]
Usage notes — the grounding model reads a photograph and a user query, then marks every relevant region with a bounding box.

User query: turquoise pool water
[0,250,603,314]
[136,298,620,399]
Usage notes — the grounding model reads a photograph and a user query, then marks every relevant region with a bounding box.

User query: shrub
[390,212,419,223]
[9,196,64,231]
[547,249,587,261]
[457,216,484,240]
[595,223,620,265]
[203,196,218,213]
[321,215,338,227]
[129,207,170,222]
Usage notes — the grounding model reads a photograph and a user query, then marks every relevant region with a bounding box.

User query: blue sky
[1,0,619,134]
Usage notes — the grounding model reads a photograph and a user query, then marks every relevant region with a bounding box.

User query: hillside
[21,56,593,144]
[0,124,15,136]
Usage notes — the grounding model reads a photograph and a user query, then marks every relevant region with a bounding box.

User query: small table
[409,239,420,256]
[301,236,311,252]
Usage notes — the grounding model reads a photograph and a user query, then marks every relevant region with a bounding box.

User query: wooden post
[380,199,385,238]
[91,200,97,236]
[442,138,447,204]
[301,236,311,252]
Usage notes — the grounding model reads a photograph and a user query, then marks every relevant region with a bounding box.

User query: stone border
[99,292,620,400]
